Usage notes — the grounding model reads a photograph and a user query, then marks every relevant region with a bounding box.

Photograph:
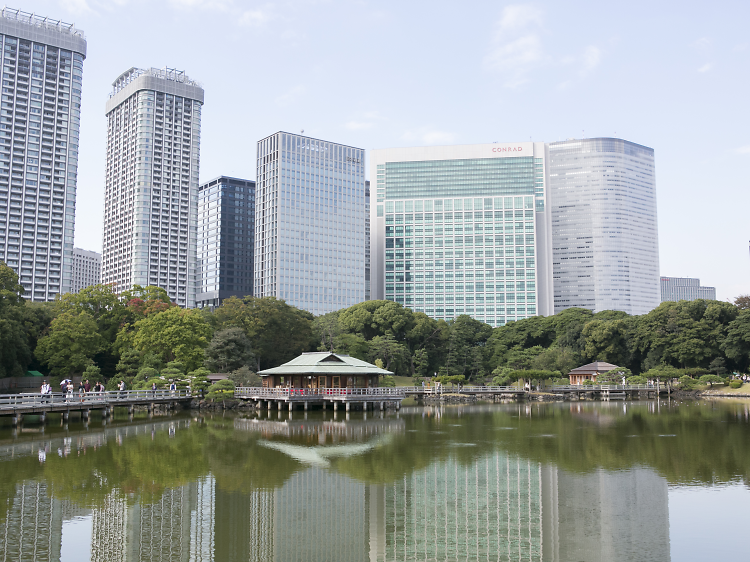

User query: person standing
[84,379,91,393]
[151,381,157,397]
[169,381,176,396]
[118,380,126,400]
[66,380,74,402]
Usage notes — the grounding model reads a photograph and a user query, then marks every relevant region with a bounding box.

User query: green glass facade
[374,152,547,326]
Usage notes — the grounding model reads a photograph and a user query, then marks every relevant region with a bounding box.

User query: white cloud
[581,45,601,73]
[698,63,712,73]
[239,7,273,26]
[345,121,374,131]
[276,85,305,106]
[57,0,95,14]
[694,37,711,50]
[735,146,750,154]
[483,5,545,87]
[167,0,232,8]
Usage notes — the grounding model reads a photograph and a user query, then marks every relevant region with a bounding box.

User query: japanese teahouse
[567,361,621,385]
[259,352,393,389]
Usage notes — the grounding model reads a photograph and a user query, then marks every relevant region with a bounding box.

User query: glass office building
[660,276,716,302]
[255,132,365,316]
[370,142,553,327]
[196,175,255,309]
[0,8,86,300]
[547,138,659,315]
[101,67,203,308]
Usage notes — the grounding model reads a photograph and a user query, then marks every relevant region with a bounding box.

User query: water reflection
[0,400,748,561]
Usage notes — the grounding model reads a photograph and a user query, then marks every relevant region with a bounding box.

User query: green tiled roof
[258,352,393,376]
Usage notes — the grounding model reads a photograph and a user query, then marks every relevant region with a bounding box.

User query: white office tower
[71,246,100,292]
[102,68,203,307]
[547,138,659,315]
[371,142,554,327]
[0,8,86,301]
[255,132,366,315]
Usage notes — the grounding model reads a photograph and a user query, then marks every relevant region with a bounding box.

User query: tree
[734,295,750,310]
[35,311,106,378]
[212,296,314,370]
[581,318,632,366]
[708,357,727,376]
[131,307,212,372]
[228,366,261,387]
[83,365,101,381]
[0,261,33,377]
[368,334,408,375]
[206,379,235,400]
[204,328,254,373]
[722,310,750,372]
[116,349,141,380]
[699,374,725,388]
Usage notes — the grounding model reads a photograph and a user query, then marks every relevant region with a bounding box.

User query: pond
[0,398,749,561]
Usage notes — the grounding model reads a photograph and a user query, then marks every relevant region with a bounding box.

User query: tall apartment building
[255,132,365,316]
[71,246,100,292]
[370,142,554,327]
[101,67,203,307]
[0,8,86,301]
[547,138,660,315]
[660,276,716,302]
[196,175,255,309]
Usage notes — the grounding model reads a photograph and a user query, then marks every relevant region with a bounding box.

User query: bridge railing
[547,384,655,391]
[235,387,407,399]
[0,389,190,410]
[402,386,524,394]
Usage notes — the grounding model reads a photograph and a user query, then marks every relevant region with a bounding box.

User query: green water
[0,399,749,561]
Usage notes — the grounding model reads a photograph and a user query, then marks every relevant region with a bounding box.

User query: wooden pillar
[128,405,134,415]
[334,402,338,411]
[82,409,90,421]
[62,411,69,422]
[304,402,308,411]
[380,401,384,411]
[39,411,47,423]
[288,402,293,412]
[11,413,20,427]
[345,402,351,412]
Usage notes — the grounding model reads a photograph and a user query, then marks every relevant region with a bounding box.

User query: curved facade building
[547,138,660,315]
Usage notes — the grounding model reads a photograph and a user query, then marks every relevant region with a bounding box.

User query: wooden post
[345,402,351,412]
[380,401,384,411]
[82,410,90,421]
[11,413,20,427]
[62,411,69,422]
[39,411,46,424]
[304,402,308,411]
[288,402,293,412]
[334,402,338,411]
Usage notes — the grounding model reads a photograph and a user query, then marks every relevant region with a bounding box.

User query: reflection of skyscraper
[541,466,670,562]
[0,481,63,561]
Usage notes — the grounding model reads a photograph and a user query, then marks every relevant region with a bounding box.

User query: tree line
[2,260,749,389]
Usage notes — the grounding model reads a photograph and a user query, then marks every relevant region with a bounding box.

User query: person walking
[118,380,126,400]
[151,381,157,397]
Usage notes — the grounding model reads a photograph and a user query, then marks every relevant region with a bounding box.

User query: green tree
[228,366,261,387]
[212,296,314,370]
[115,349,141,380]
[708,357,727,376]
[368,334,408,374]
[581,318,632,366]
[131,307,212,371]
[722,310,750,372]
[0,261,37,378]
[204,328,254,373]
[35,311,106,377]
[206,379,235,400]
[699,374,725,388]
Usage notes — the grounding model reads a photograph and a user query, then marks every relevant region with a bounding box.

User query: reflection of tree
[204,422,302,492]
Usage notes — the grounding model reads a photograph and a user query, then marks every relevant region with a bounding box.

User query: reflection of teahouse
[567,361,621,385]
[259,352,393,389]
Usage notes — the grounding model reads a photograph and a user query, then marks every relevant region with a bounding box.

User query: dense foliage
[1,259,749,388]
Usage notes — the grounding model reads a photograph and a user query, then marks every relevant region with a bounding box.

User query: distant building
[660,276,716,302]
[567,361,621,385]
[547,138,660,315]
[254,132,366,315]
[0,8,87,301]
[101,67,204,308]
[365,180,371,300]
[71,247,100,292]
[196,176,255,309]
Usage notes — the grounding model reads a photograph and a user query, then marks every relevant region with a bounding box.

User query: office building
[547,138,660,315]
[365,180,371,300]
[660,276,716,302]
[255,132,365,316]
[0,8,86,301]
[71,247,100,292]
[370,142,554,327]
[101,67,203,307]
[196,175,255,309]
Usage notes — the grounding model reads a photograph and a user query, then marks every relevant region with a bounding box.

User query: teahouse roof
[568,361,621,376]
[258,352,394,377]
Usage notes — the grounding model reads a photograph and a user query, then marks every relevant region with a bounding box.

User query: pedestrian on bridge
[118,380,126,399]
[78,381,85,402]
[151,382,157,397]
[65,380,73,403]
[84,380,91,393]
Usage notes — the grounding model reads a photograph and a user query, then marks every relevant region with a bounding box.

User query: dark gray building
[196,176,255,309]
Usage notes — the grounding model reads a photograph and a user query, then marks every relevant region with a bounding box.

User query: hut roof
[258,352,393,377]
[568,361,621,376]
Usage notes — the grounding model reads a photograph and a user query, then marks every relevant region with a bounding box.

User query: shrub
[206,379,235,400]
[380,375,396,387]
[626,375,648,385]
[729,380,743,389]
[678,375,697,390]
[228,366,261,387]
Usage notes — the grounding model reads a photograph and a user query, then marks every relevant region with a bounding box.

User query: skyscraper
[660,276,716,302]
[71,247,100,292]
[370,142,554,327]
[0,8,86,301]
[365,180,371,300]
[255,132,365,316]
[101,67,203,307]
[547,138,660,315]
[196,175,255,309]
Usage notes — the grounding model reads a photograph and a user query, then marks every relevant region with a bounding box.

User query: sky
[19,0,750,302]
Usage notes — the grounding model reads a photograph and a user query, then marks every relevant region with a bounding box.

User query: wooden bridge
[0,390,192,425]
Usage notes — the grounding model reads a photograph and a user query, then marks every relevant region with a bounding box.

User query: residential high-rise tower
[255,132,365,315]
[546,138,660,315]
[0,8,86,300]
[101,67,203,307]
[196,175,255,309]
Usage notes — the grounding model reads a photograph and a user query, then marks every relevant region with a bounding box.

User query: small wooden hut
[259,352,393,389]
[567,361,621,385]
